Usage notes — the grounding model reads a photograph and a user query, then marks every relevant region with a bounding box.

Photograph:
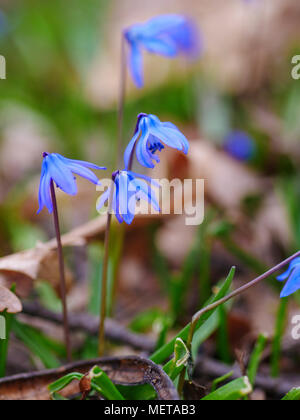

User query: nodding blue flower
[97,170,160,225]
[38,153,106,214]
[224,131,256,162]
[124,113,189,170]
[277,257,300,298]
[124,14,201,88]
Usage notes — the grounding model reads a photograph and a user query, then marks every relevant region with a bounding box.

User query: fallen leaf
[0,285,22,314]
[0,356,179,401]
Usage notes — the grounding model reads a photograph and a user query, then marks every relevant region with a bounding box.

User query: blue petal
[161,121,189,154]
[148,115,185,151]
[113,180,124,224]
[142,15,187,38]
[119,172,134,225]
[277,258,300,282]
[38,161,53,214]
[56,154,106,171]
[129,43,144,88]
[47,154,78,195]
[167,20,201,58]
[280,266,300,298]
[62,161,100,185]
[131,178,160,212]
[127,171,161,188]
[96,188,110,212]
[136,120,155,169]
[142,36,178,57]
[124,129,141,170]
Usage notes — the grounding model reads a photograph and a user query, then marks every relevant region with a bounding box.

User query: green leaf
[35,281,62,313]
[129,309,164,333]
[49,373,83,394]
[164,338,191,381]
[151,267,235,365]
[51,393,69,401]
[90,366,125,400]
[202,377,252,401]
[211,371,234,393]
[282,388,300,401]
[247,333,268,386]
[217,305,231,364]
[0,311,13,378]
[12,319,62,369]
[271,298,288,378]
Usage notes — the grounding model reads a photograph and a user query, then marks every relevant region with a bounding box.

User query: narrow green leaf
[164,338,190,381]
[151,267,235,365]
[211,371,234,393]
[271,298,288,378]
[0,311,13,378]
[247,333,268,386]
[282,388,300,401]
[91,366,125,400]
[51,393,69,401]
[48,373,83,394]
[202,377,252,401]
[12,319,61,369]
[217,305,231,364]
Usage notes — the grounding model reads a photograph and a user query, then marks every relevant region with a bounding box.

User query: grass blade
[49,373,83,394]
[282,388,300,401]
[247,333,268,386]
[202,377,252,401]
[271,298,288,378]
[151,267,235,365]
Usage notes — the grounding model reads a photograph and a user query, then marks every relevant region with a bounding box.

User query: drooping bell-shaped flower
[124,113,189,170]
[124,14,201,88]
[38,153,106,214]
[97,170,160,225]
[277,257,300,298]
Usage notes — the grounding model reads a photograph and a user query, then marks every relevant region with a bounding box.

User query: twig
[22,302,155,353]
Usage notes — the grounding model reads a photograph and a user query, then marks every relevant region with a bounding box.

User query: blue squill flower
[224,131,256,162]
[124,113,189,170]
[97,170,160,225]
[277,257,300,298]
[124,14,201,88]
[38,153,106,214]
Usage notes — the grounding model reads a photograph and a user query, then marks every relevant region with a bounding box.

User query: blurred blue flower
[224,131,256,161]
[277,257,300,298]
[97,170,160,225]
[38,153,106,214]
[124,113,189,170]
[124,14,201,88]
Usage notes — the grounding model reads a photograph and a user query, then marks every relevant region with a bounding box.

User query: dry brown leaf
[188,141,262,210]
[0,213,163,296]
[0,285,22,314]
[0,356,179,401]
[0,216,107,296]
